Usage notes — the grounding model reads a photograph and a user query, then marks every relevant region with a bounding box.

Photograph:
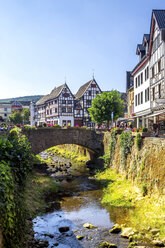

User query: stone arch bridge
[24,128,104,159]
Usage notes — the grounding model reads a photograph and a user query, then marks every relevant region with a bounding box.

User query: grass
[95,168,165,239]
[95,169,140,207]
[24,171,58,217]
[46,145,89,163]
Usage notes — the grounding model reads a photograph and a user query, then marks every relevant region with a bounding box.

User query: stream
[32,154,136,248]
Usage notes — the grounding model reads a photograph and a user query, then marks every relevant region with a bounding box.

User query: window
[146,66,149,79]
[50,109,52,114]
[96,91,99,94]
[55,108,57,113]
[158,84,161,98]
[54,100,57,104]
[68,107,72,113]
[152,87,155,101]
[62,107,66,113]
[135,78,137,88]
[4,108,7,111]
[47,110,49,115]
[147,87,149,101]
[68,100,72,104]
[63,93,69,97]
[138,75,140,86]
[158,60,161,74]
[86,100,91,105]
[141,91,143,104]
[145,69,146,81]
[135,95,137,106]
[91,84,96,87]
[4,113,7,117]
[141,72,143,84]
[138,93,140,105]
[62,100,66,104]
[145,87,150,102]
[152,66,155,78]
[88,91,91,96]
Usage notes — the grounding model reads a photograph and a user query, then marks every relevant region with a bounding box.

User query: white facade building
[130,10,165,133]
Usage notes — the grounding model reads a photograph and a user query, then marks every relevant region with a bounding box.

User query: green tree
[8,111,23,125]
[8,108,30,125]
[88,90,124,128]
[22,108,30,124]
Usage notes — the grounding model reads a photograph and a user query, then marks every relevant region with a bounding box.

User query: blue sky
[0,0,164,98]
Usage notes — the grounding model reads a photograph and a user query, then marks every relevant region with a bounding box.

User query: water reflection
[33,157,130,248]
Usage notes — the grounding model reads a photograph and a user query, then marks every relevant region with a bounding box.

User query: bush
[0,128,33,247]
[142,127,148,133]
[43,123,47,127]
[142,183,147,196]
[53,124,61,129]
[135,133,142,150]
[23,125,37,131]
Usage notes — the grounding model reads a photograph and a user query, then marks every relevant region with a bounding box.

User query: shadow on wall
[0,230,3,248]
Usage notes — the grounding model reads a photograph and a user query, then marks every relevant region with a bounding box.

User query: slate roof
[35,83,70,106]
[136,44,145,55]
[75,79,95,100]
[142,34,150,46]
[153,10,165,29]
[48,84,66,101]
[36,94,50,106]
[126,71,134,91]
[131,54,148,75]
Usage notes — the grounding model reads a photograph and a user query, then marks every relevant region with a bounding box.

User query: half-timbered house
[35,83,74,127]
[74,78,102,127]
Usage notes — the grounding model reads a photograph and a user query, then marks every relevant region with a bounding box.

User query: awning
[144,110,165,119]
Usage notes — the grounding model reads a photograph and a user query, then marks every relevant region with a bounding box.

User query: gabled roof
[131,54,148,76]
[35,83,73,106]
[153,10,165,29]
[36,94,50,106]
[11,101,22,107]
[75,79,101,100]
[48,84,66,101]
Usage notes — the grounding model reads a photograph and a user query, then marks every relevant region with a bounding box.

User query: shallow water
[33,157,131,247]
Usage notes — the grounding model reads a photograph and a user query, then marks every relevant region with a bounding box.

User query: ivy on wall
[120,131,134,166]
[0,128,33,247]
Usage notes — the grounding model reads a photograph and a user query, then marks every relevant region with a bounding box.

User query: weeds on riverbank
[25,172,58,217]
[95,169,140,207]
[95,168,165,239]
[46,145,89,162]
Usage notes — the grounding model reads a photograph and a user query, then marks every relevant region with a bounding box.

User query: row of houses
[0,101,30,122]
[30,78,102,127]
[127,9,165,134]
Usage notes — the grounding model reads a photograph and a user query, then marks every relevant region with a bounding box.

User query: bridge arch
[24,128,104,160]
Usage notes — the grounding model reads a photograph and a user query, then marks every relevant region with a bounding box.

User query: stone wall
[104,133,165,195]
[25,128,104,158]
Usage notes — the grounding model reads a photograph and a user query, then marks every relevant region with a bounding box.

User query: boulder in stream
[109,224,122,234]
[59,226,70,233]
[99,241,117,248]
[83,222,96,229]
[120,227,135,238]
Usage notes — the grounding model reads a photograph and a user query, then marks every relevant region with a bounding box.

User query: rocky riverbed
[28,152,162,248]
